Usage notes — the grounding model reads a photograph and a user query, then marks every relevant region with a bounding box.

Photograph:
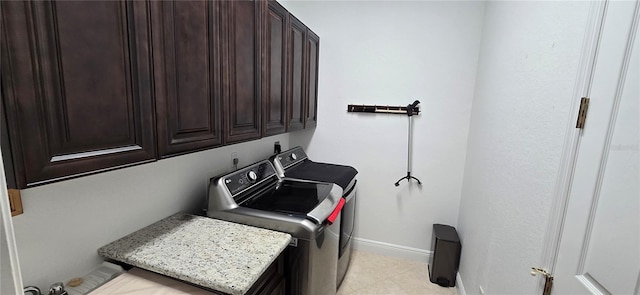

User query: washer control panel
[224,161,276,196]
[275,147,308,169]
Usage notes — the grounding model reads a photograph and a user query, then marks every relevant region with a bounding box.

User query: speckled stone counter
[98,213,291,295]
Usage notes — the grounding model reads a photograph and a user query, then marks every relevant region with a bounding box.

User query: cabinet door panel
[223,1,261,143]
[55,2,132,148]
[0,1,155,187]
[287,16,306,132]
[1,93,17,189]
[152,1,222,157]
[262,1,288,136]
[305,29,319,129]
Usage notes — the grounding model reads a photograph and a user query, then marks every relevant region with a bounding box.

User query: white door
[553,1,639,294]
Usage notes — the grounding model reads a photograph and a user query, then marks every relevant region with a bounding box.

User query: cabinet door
[246,252,285,295]
[262,1,288,137]
[152,1,222,157]
[0,1,155,188]
[287,16,306,132]
[222,0,262,144]
[0,93,17,189]
[305,29,319,129]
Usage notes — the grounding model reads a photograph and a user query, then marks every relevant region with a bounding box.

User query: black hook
[394,172,422,186]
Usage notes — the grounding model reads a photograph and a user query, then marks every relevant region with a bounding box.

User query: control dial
[247,171,258,182]
[290,153,298,161]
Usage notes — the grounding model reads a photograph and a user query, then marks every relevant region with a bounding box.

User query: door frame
[537,0,608,293]
[0,152,24,294]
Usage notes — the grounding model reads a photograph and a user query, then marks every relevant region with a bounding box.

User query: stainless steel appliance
[271,147,358,288]
[207,160,344,295]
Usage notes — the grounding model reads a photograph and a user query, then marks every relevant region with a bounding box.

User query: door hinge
[531,267,554,295]
[576,97,590,129]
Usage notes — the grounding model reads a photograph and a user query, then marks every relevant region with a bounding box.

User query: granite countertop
[98,213,291,295]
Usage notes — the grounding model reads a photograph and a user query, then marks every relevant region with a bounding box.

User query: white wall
[11,134,289,291]
[456,1,591,294]
[280,0,485,257]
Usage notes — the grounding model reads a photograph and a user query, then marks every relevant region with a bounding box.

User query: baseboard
[352,237,431,262]
[456,272,467,295]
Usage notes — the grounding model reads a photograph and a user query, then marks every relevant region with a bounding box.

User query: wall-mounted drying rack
[347,100,422,187]
[347,104,420,115]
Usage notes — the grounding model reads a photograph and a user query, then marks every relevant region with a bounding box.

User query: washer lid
[240,180,342,224]
[286,160,358,191]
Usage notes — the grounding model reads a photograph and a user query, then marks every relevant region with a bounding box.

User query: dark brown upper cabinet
[151,1,223,157]
[305,29,320,129]
[287,15,307,132]
[0,1,156,188]
[262,1,289,137]
[0,0,320,189]
[263,1,320,135]
[221,0,262,144]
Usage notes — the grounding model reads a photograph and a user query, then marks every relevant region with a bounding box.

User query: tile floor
[337,250,458,295]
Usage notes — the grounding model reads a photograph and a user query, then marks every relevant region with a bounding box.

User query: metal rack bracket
[347,100,423,186]
[347,104,420,115]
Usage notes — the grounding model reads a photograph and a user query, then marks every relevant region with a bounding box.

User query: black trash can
[428,224,461,287]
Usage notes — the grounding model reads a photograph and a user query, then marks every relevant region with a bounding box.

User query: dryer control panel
[274,146,308,170]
